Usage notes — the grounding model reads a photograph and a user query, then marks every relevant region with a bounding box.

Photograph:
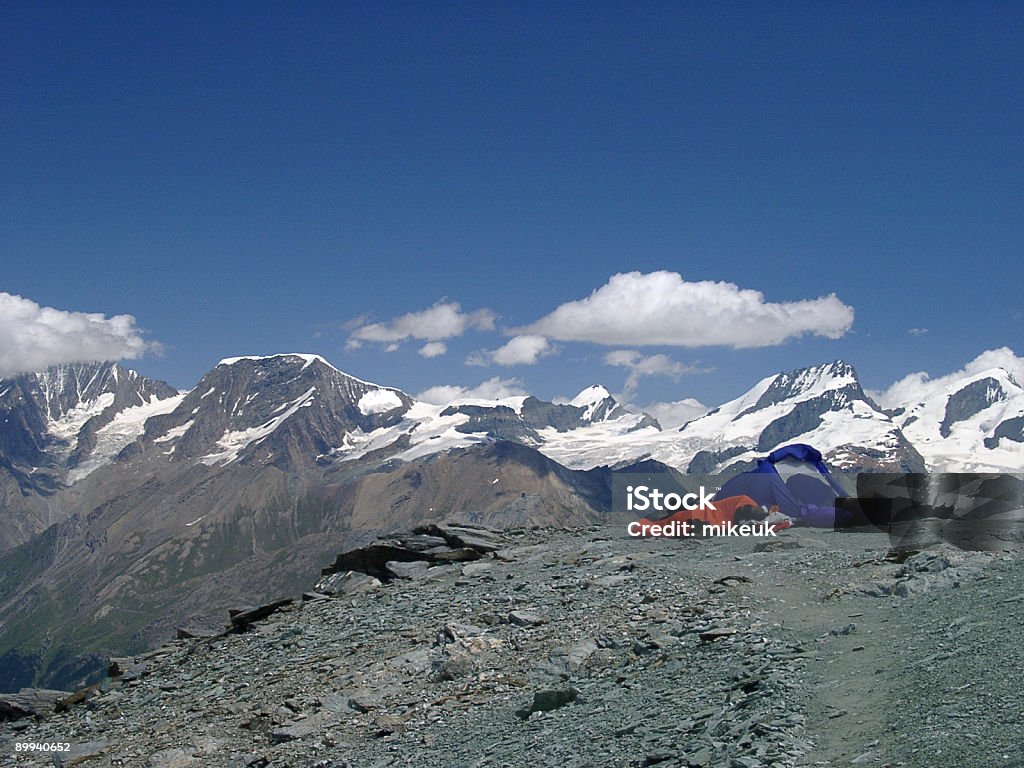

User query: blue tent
[713,444,848,527]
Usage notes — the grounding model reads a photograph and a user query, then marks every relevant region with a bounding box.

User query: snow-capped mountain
[887,362,1024,472]
[671,360,925,474]
[5,354,1020,504]
[133,354,413,466]
[2,350,1022,693]
[526,361,926,474]
[0,362,181,490]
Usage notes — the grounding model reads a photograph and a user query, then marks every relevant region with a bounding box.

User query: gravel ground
[1,524,1019,768]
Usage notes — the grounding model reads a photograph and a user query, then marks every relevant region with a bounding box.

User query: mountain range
[0,352,1021,692]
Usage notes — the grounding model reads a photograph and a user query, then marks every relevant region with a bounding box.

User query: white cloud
[875,347,1024,409]
[908,328,928,336]
[418,341,448,358]
[469,334,554,366]
[643,398,709,430]
[349,301,495,346]
[0,292,160,378]
[604,349,708,396]
[416,376,527,405]
[516,271,854,348]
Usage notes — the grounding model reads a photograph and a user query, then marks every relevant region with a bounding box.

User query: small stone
[53,741,110,767]
[461,561,494,576]
[228,598,293,630]
[271,721,318,743]
[348,691,382,713]
[316,570,382,595]
[516,687,579,718]
[829,623,857,636]
[644,751,676,765]
[435,652,475,681]
[508,609,544,626]
[175,626,219,639]
[699,627,738,642]
[147,747,196,767]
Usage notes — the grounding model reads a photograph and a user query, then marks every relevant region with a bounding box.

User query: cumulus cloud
[469,334,554,367]
[416,376,527,405]
[875,347,1024,409]
[908,328,928,336]
[604,349,708,396]
[515,271,854,348]
[643,398,710,430]
[0,292,160,378]
[418,341,448,358]
[349,301,495,347]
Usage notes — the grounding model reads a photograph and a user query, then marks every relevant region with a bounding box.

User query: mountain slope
[670,361,925,473]
[132,354,413,467]
[0,362,181,551]
[888,364,1024,471]
[1,351,1022,696]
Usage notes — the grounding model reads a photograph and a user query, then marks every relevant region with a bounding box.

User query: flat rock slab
[52,740,111,766]
[385,560,431,580]
[0,688,69,719]
[699,627,739,642]
[508,610,544,627]
[175,626,221,639]
[315,570,382,595]
[228,598,294,630]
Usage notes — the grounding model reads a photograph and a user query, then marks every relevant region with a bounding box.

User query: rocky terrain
[2,352,1022,709]
[2,522,1020,768]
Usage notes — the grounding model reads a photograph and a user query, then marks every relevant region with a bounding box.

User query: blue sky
[2,2,1022,409]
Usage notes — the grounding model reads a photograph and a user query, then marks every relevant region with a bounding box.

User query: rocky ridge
[2,524,1020,768]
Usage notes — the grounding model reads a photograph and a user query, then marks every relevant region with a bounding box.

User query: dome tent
[713,443,848,527]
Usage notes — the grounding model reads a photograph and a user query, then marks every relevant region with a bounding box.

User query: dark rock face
[739,361,870,419]
[0,687,68,720]
[940,377,1006,438]
[443,391,633,442]
[138,355,413,466]
[0,363,180,553]
[756,390,860,452]
[0,362,178,487]
[985,415,1024,448]
[319,523,503,583]
[829,437,927,474]
[442,403,540,442]
[687,446,748,474]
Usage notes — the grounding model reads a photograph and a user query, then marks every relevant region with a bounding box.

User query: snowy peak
[16,361,178,425]
[677,359,918,473]
[939,376,1007,437]
[890,363,1024,471]
[569,385,622,423]
[0,361,180,489]
[217,353,336,373]
[742,360,864,416]
[437,385,632,444]
[570,384,610,409]
[140,353,413,465]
